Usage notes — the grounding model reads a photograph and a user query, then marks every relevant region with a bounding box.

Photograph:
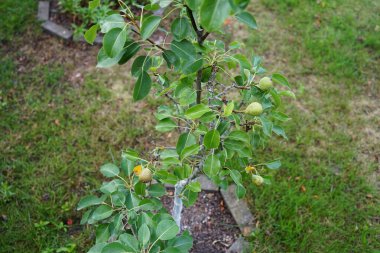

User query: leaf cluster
[79,0,296,251]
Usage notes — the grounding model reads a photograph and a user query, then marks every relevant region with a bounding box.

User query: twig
[201,32,210,41]
[123,13,166,51]
[195,70,202,104]
[131,28,166,51]
[207,63,218,106]
[185,5,203,41]
[232,83,251,90]
[185,5,209,104]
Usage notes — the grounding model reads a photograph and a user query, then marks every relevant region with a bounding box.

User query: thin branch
[131,28,166,51]
[185,6,210,105]
[185,6,209,46]
[201,32,210,41]
[155,75,192,133]
[195,70,202,104]
[216,86,233,98]
[233,84,251,90]
[164,94,190,133]
[177,161,204,189]
[164,93,179,106]
[123,14,166,51]
[207,63,218,105]
[185,5,202,38]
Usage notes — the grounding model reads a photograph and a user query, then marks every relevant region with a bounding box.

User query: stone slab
[153,8,165,16]
[42,21,73,40]
[164,175,218,192]
[94,35,103,45]
[74,35,103,45]
[227,237,250,253]
[38,1,50,21]
[221,184,255,236]
[195,175,218,191]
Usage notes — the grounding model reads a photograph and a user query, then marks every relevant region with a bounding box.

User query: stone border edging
[38,1,50,21]
[220,185,255,236]
[164,175,218,192]
[42,20,73,40]
[37,1,254,251]
[227,237,250,253]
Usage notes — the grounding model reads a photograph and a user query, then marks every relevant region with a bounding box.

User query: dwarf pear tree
[78,0,295,252]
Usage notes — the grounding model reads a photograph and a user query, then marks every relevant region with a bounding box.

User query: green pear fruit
[257,77,273,91]
[252,175,264,186]
[244,102,263,116]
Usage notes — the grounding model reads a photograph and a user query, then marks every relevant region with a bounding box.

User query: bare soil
[162,191,240,253]
[50,1,74,28]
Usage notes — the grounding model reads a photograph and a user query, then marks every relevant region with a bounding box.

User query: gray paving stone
[227,237,250,253]
[164,175,218,191]
[74,35,103,45]
[42,21,73,40]
[153,8,165,16]
[221,184,255,236]
[195,175,218,191]
[94,35,103,45]
[38,1,50,21]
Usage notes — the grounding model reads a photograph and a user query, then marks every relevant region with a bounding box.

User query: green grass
[0,58,154,252]
[0,0,37,42]
[242,0,380,252]
[260,0,380,81]
[0,3,156,251]
[246,109,379,252]
[1,0,379,252]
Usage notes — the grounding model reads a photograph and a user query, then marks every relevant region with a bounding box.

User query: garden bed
[162,191,240,253]
[49,0,75,29]
[39,0,165,43]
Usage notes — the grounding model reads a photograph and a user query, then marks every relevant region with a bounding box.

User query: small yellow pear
[139,168,153,183]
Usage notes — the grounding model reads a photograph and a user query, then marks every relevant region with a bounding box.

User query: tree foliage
[80,0,295,252]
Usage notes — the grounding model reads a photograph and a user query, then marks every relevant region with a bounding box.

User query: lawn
[0,0,379,252]
[0,52,157,252]
[244,0,380,252]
